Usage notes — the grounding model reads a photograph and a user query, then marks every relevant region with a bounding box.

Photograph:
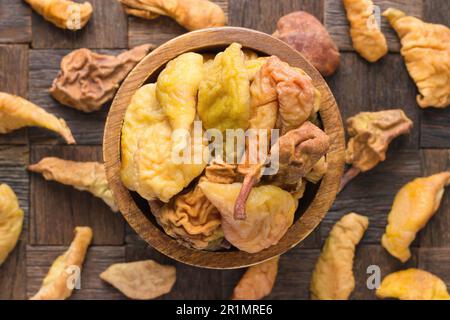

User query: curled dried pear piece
[28,157,118,212]
[310,213,369,300]
[120,0,226,31]
[25,0,92,30]
[382,172,450,262]
[383,8,450,108]
[0,92,75,144]
[30,227,93,300]
[50,45,152,112]
[377,269,450,300]
[232,257,279,300]
[341,109,413,192]
[0,184,24,266]
[199,182,296,253]
[343,0,387,62]
[100,260,176,300]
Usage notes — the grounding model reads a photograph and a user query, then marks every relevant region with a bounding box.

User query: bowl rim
[103,26,345,269]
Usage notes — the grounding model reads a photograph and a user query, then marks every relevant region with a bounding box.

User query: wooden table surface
[0,0,449,300]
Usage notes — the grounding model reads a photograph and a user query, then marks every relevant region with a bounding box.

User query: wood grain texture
[0,0,31,43]
[128,0,228,47]
[29,145,125,246]
[327,52,420,148]
[31,0,128,49]
[27,246,126,299]
[418,150,450,248]
[28,49,123,145]
[418,248,450,288]
[229,0,324,33]
[353,245,418,300]
[104,27,345,269]
[0,146,29,300]
[326,149,422,244]
[324,0,423,52]
[0,45,29,144]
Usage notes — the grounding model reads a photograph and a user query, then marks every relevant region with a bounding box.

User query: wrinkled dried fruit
[382,172,450,262]
[25,0,92,30]
[120,0,226,31]
[198,43,251,132]
[384,8,450,108]
[199,182,296,253]
[123,84,205,202]
[0,92,75,144]
[310,213,369,300]
[345,109,413,172]
[100,260,176,300]
[155,180,224,250]
[204,160,237,184]
[28,157,118,212]
[30,227,93,300]
[232,257,279,300]
[377,269,450,300]
[270,121,330,187]
[305,156,328,184]
[50,45,152,113]
[156,52,203,132]
[343,0,388,62]
[0,184,24,266]
[273,11,340,76]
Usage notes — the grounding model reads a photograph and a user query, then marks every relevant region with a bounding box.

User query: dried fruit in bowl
[30,227,93,300]
[198,43,251,132]
[122,84,206,202]
[199,182,296,253]
[155,180,224,251]
[382,172,450,262]
[384,8,450,108]
[0,92,75,144]
[120,0,226,31]
[343,0,388,62]
[377,269,450,300]
[156,52,203,132]
[341,109,413,191]
[28,157,118,212]
[50,45,152,113]
[232,257,279,300]
[310,213,369,300]
[100,260,176,300]
[25,0,92,30]
[273,11,340,76]
[0,184,24,266]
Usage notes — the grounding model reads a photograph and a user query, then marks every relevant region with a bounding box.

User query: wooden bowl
[104,27,345,269]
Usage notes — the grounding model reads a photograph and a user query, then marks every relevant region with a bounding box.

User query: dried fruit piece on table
[0,184,24,266]
[124,84,205,202]
[155,180,224,251]
[198,43,251,132]
[382,172,450,262]
[25,0,93,30]
[232,257,280,300]
[30,227,93,300]
[199,182,296,253]
[383,8,450,108]
[120,0,226,31]
[100,260,176,300]
[0,92,75,144]
[50,45,152,113]
[156,52,203,132]
[342,0,388,62]
[28,157,118,212]
[273,11,340,76]
[341,109,413,191]
[377,269,450,300]
[310,213,369,300]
